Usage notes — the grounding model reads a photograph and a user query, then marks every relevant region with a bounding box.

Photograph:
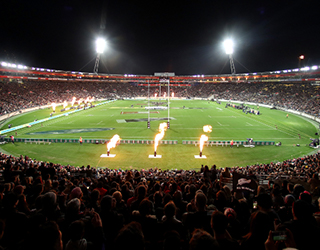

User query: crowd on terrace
[0,150,320,250]
[1,79,320,117]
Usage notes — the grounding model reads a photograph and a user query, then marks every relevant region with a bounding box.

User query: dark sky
[0,0,319,75]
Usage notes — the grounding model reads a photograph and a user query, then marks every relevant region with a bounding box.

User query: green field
[0,100,318,170]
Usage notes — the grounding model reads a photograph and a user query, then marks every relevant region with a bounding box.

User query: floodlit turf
[0,100,318,170]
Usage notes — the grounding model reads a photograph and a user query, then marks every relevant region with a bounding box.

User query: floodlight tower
[224,39,236,75]
[93,38,107,74]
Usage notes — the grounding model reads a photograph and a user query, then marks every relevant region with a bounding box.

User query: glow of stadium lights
[18,65,24,69]
[1,62,8,67]
[95,38,107,54]
[299,55,304,60]
[223,39,234,55]
[312,66,318,70]
[10,64,17,68]
[302,66,310,71]
[283,70,288,73]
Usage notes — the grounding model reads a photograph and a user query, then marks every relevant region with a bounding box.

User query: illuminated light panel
[96,38,107,54]
[223,39,234,55]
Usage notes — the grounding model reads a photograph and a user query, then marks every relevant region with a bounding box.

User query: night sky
[0,0,319,75]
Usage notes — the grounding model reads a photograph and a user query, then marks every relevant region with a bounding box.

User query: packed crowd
[1,79,320,117]
[0,150,320,250]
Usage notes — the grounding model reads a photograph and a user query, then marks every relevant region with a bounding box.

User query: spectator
[114,221,145,250]
[189,229,219,250]
[240,211,274,250]
[211,210,240,250]
[278,200,320,250]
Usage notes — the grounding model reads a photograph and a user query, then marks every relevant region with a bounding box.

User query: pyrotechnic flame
[107,134,121,152]
[199,134,208,153]
[85,97,90,104]
[63,101,67,109]
[71,97,76,106]
[154,122,167,152]
[172,92,174,98]
[203,125,212,133]
[77,98,82,105]
[51,102,56,111]
[163,92,166,98]
[155,93,157,97]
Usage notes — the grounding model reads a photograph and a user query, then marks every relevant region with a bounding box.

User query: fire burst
[71,97,76,106]
[154,122,167,156]
[203,125,212,133]
[51,102,56,112]
[199,134,208,157]
[107,134,121,156]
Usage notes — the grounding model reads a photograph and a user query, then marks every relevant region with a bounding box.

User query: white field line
[217,122,229,126]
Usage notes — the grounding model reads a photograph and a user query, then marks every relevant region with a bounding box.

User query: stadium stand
[0,151,319,250]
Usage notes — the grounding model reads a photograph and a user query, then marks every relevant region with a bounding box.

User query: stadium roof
[1,61,320,84]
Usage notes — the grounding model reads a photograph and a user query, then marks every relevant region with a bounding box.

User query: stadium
[1,62,320,170]
[1,61,320,249]
[1,2,320,250]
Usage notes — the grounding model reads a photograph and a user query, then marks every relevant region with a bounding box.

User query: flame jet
[107,134,121,156]
[51,103,56,112]
[199,134,208,157]
[71,97,76,106]
[154,122,167,156]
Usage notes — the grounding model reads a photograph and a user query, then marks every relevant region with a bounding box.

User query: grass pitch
[0,100,318,170]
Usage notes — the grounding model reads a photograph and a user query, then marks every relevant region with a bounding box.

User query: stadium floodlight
[298,55,304,68]
[223,39,236,75]
[95,38,106,54]
[93,38,107,73]
[1,62,8,67]
[223,39,234,55]
[312,66,318,70]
